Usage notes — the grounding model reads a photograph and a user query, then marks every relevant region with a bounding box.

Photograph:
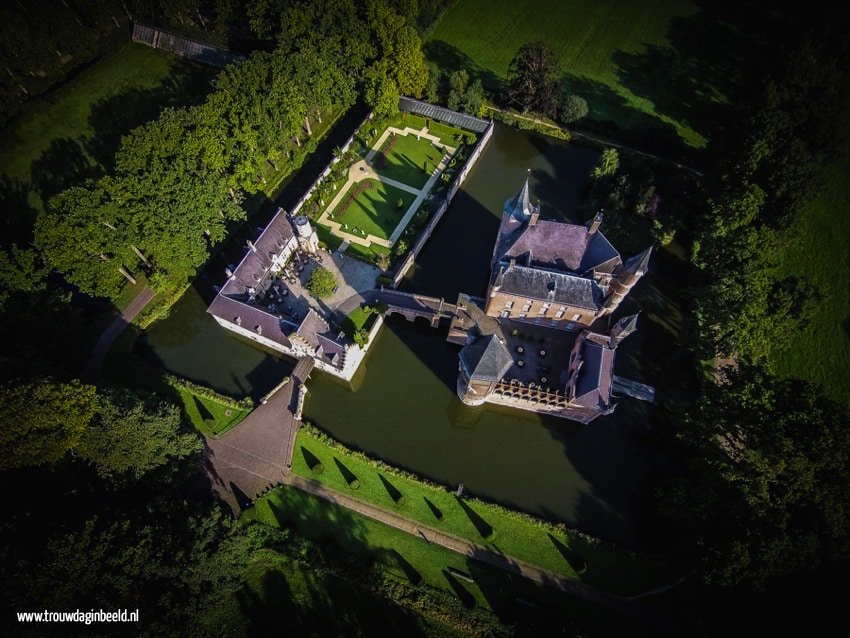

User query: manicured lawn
[332,179,417,240]
[769,110,850,408]
[0,40,215,228]
[344,240,390,265]
[340,306,377,340]
[427,0,743,151]
[373,132,441,188]
[174,387,250,437]
[290,428,666,595]
[202,551,459,637]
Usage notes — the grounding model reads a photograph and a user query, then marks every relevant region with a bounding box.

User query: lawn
[0,39,216,236]
[332,179,417,240]
[373,131,442,189]
[340,306,378,340]
[344,240,390,265]
[427,0,749,152]
[174,387,250,437]
[290,427,666,595]
[244,487,637,632]
[769,110,850,408]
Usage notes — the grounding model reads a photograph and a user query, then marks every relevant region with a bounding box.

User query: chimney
[508,258,516,271]
[588,211,604,235]
[529,209,540,226]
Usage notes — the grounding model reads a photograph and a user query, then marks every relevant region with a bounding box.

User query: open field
[0,40,215,240]
[291,427,665,595]
[332,178,417,240]
[769,110,850,408]
[373,131,443,188]
[427,0,759,152]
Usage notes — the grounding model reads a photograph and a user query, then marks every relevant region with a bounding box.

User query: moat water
[145,123,662,546]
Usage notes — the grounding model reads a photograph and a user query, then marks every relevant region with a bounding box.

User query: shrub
[349,478,361,490]
[560,94,589,124]
[307,267,336,298]
[312,462,325,475]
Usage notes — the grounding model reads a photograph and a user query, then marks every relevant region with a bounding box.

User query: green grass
[427,0,721,150]
[0,40,215,225]
[314,223,344,250]
[332,179,417,240]
[202,551,461,637]
[769,110,850,408]
[340,306,377,340]
[373,131,442,188]
[291,428,665,595]
[344,240,390,265]
[425,120,475,147]
[174,387,250,437]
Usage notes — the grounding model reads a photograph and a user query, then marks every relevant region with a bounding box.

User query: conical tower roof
[622,246,653,277]
[609,312,639,346]
[503,173,538,220]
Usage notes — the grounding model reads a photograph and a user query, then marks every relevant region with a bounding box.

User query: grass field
[333,179,417,240]
[0,40,215,239]
[427,0,743,151]
[244,487,637,632]
[769,110,850,408]
[174,387,250,437]
[291,428,664,595]
[373,132,442,188]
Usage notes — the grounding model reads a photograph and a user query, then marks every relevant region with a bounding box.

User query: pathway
[316,126,454,248]
[483,105,704,177]
[280,473,676,631]
[82,286,155,382]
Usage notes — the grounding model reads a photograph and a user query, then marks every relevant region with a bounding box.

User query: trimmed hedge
[489,108,571,141]
[165,374,254,410]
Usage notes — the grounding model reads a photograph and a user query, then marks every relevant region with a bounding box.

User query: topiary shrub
[311,462,325,475]
[395,495,407,506]
[349,478,361,490]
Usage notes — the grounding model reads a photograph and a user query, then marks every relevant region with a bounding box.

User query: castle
[450,177,654,423]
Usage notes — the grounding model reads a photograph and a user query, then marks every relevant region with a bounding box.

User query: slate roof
[459,334,514,382]
[495,265,602,310]
[503,177,538,220]
[208,294,294,350]
[295,309,347,365]
[572,341,615,409]
[500,221,621,274]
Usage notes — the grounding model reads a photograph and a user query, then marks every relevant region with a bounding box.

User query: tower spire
[503,170,538,220]
[609,312,639,347]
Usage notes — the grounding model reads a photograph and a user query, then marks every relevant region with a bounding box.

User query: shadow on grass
[194,395,214,421]
[442,569,477,609]
[391,549,423,585]
[300,446,324,473]
[378,473,406,505]
[547,533,587,575]
[333,457,360,488]
[423,497,444,522]
[456,497,495,541]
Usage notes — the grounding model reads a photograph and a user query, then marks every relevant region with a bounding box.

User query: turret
[292,215,319,253]
[609,312,639,347]
[504,172,539,221]
[604,246,652,314]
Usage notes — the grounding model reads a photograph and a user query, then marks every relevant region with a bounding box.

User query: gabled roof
[496,265,602,310]
[459,334,513,382]
[572,342,615,409]
[500,220,621,274]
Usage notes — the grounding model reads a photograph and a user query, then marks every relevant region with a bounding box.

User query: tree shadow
[378,473,405,504]
[0,175,40,244]
[194,395,215,422]
[455,497,495,541]
[299,446,323,472]
[30,137,101,208]
[423,496,444,522]
[332,457,359,488]
[442,569,476,609]
[547,533,587,574]
[391,549,422,585]
[423,40,504,94]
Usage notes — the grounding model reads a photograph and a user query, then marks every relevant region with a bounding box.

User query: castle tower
[504,172,539,221]
[457,334,513,406]
[609,312,639,347]
[293,215,319,253]
[603,246,652,313]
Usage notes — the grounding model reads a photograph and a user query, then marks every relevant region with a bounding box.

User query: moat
[145,123,662,546]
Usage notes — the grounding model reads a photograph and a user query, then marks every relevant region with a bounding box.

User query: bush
[560,94,589,124]
[312,462,325,475]
[349,478,361,490]
[307,267,336,298]
[395,495,407,506]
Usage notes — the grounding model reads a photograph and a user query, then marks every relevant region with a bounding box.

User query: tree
[0,379,98,470]
[307,267,336,298]
[392,239,408,257]
[353,328,369,348]
[76,388,201,479]
[463,79,486,116]
[659,365,850,588]
[559,94,588,124]
[592,148,619,179]
[363,60,400,118]
[446,69,469,111]
[506,42,561,116]
[425,67,441,103]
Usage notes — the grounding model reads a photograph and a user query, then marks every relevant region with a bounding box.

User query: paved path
[484,105,703,177]
[280,473,675,631]
[316,126,454,248]
[82,286,155,382]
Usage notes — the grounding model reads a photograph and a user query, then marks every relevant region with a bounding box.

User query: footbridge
[376,289,457,327]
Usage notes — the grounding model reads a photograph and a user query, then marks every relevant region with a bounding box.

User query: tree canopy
[307,267,336,298]
[506,41,561,117]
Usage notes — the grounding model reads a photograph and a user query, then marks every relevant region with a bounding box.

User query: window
[522,304,531,312]
[501,310,511,318]
[555,310,564,319]
[566,322,574,330]
[504,300,514,309]
[571,314,580,321]
[519,313,527,319]
[538,306,546,315]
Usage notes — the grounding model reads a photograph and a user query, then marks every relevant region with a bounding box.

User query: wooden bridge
[377,289,457,327]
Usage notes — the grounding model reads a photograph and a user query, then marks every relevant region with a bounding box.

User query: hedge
[165,374,254,410]
[489,108,571,142]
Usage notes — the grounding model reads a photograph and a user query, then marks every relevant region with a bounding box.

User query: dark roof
[502,221,621,274]
[496,265,602,310]
[504,178,537,221]
[207,294,293,350]
[573,342,615,408]
[459,334,513,382]
[295,309,347,366]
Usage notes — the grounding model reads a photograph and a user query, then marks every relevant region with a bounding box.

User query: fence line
[131,22,245,67]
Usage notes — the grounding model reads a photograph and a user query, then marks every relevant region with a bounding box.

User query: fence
[132,22,245,68]
[392,118,495,287]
